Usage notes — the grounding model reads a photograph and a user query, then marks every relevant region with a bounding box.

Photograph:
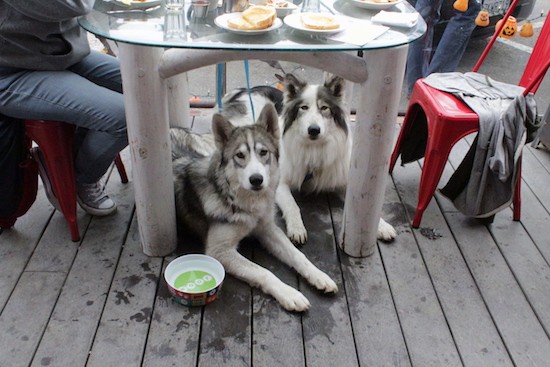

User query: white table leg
[339,45,408,257]
[118,44,177,257]
[167,72,191,129]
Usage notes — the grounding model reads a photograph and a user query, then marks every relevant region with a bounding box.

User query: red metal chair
[1,120,128,241]
[389,1,550,228]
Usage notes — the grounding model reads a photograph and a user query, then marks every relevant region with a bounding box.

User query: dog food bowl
[164,254,225,306]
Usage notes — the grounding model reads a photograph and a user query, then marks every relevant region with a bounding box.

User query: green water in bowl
[174,270,217,292]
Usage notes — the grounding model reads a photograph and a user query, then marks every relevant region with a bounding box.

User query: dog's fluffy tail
[170,127,216,161]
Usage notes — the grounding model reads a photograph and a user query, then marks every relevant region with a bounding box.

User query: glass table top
[80,0,425,51]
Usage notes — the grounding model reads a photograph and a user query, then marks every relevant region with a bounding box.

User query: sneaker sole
[31,147,62,212]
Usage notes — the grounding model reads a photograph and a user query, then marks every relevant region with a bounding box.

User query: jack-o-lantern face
[479,12,489,22]
[503,24,516,36]
[475,9,490,27]
[496,16,517,39]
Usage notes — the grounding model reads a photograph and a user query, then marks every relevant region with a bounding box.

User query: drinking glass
[165,0,185,11]
[191,0,209,19]
[164,10,187,41]
[301,0,320,12]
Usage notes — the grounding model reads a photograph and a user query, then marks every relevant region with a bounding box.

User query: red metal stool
[24,119,128,241]
[389,1,550,228]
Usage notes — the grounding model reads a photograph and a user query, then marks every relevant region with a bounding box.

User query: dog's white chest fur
[280,131,351,192]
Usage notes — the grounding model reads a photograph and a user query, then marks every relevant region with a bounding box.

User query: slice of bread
[301,13,340,30]
[241,5,276,29]
[227,16,259,30]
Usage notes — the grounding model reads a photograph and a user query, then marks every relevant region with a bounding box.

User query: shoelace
[81,183,109,205]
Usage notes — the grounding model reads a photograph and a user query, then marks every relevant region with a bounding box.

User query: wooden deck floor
[3,112,550,367]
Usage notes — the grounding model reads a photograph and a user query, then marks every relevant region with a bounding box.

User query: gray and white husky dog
[222,73,397,245]
[171,103,338,312]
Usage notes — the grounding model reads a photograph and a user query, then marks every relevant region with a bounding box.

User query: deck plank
[391,160,514,367]
[518,147,550,261]
[0,197,88,367]
[26,159,134,367]
[198,274,252,366]
[142,255,203,367]
[197,240,253,367]
[329,192,412,367]
[377,194,463,365]
[0,194,52,310]
[86,215,162,367]
[0,271,65,367]
[252,243,306,367]
[297,194,359,367]
[441,140,550,366]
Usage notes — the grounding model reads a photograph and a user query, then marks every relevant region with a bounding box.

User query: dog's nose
[308,124,321,139]
[249,174,264,190]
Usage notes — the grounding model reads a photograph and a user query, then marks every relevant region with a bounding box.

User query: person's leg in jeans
[406,0,480,95]
[405,0,444,95]
[427,0,481,74]
[0,51,127,215]
[67,51,127,187]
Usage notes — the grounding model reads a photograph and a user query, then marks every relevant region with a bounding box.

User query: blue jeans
[406,0,481,94]
[0,51,128,184]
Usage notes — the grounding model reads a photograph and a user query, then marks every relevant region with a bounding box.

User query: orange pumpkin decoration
[496,16,518,39]
[520,21,534,37]
[453,0,468,12]
[475,9,490,27]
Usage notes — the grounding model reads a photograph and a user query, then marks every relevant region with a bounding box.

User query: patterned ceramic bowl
[164,254,225,306]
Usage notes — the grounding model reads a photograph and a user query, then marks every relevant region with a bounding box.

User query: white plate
[215,13,283,35]
[348,0,403,10]
[111,0,162,9]
[283,13,347,35]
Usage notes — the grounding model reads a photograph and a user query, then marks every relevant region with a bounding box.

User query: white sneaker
[77,181,117,216]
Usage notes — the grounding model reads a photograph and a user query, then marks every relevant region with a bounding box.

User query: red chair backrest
[518,16,550,93]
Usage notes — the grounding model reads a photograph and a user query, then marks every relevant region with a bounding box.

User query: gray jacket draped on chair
[421,72,539,218]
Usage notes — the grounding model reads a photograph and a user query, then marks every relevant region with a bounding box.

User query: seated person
[0,0,128,216]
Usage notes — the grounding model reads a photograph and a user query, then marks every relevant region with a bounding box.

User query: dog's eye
[300,105,309,111]
[258,149,268,157]
[320,106,329,112]
[235,152,245,159]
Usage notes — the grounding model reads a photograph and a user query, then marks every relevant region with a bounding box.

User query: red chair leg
[412,130,457,228]
[25,120,80,241]
[114,154,128,184]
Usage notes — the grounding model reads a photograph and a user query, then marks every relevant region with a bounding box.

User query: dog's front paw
[274,284,311,312]
[308,271,338,294]
[377,218,397,242]
[287,221,308,245]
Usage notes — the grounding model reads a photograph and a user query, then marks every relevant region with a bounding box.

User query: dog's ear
[212,113,234,149]
[257,103,280,143]
[284,73,306,98]
[324,74,346,98]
